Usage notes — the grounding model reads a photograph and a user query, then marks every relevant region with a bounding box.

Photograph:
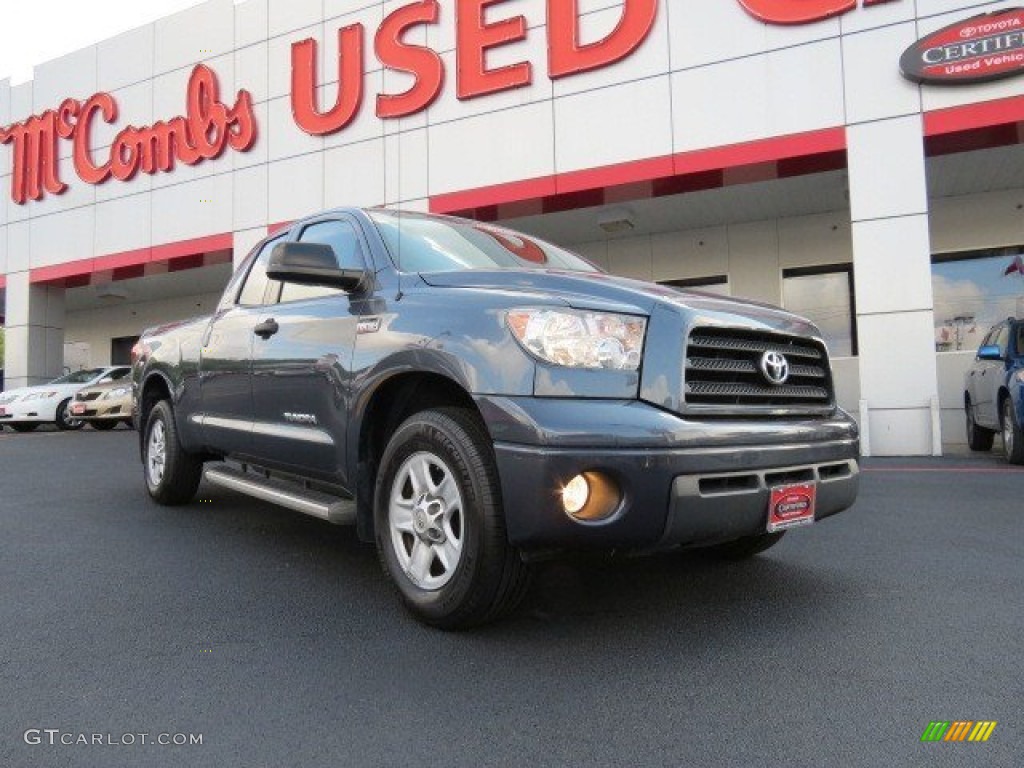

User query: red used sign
[0,0,658,204]
[900,8,1024,85]
[737,0,900,26]
[291,0,658,136]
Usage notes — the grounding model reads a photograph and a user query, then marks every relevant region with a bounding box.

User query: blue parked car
[965,317,1024,464]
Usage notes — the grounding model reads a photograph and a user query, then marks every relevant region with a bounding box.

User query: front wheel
[143,400,203,505]
[696,531,786,560]
[374,408,530,629]
[55,398,84,431]
[1002,397,1024,465]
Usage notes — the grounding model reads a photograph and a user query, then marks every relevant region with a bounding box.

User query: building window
[932,247,1024,352]
[782,265,857,357]
[110,336,139,366]
[659,276,730,296]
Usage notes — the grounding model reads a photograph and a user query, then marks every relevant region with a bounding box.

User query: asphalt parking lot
[1,426,1021,768]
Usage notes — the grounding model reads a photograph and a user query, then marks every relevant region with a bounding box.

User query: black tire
[55,398,84,431]
[90,420,118,431]
[374,407,531,629]
[697,531,786,561]
[966,398,995,451]
[143,400,203,505]
[1001,397,1024,465]
[11,423,39,433]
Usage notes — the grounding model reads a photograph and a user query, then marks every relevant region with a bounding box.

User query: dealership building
[1,0,1023,455]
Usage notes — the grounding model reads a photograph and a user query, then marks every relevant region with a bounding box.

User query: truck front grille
[684,327,834,414]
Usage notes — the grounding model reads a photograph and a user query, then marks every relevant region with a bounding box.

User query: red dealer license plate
[71,404,86,415]
[767,483,816,532]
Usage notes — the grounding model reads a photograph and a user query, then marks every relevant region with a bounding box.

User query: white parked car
[0,367,131,432]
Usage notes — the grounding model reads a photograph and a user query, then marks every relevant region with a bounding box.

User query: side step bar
[204,465,356,525]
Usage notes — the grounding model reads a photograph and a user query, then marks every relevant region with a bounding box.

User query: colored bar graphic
[944,721,972,741]
[921,721,997,742]
[921,722,949,742]
[968,722,998,742]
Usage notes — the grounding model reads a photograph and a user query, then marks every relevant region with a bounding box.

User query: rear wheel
[90,420,118,431]
[1002,397,1024,465]
[143,400,203,505]
[374,407,530,629]
[966,399,995,451]
[11,423,39,433]
[697,531,786,560]
[55,398,84,431]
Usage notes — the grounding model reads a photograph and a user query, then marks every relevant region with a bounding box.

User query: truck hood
[420,269,816,333]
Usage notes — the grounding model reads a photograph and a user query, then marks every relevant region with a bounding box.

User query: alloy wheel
[388,451,464,591]
[147,420,167,488]
[1004,400,1015,459]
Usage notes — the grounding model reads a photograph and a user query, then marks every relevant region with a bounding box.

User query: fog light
[562,475,590,515]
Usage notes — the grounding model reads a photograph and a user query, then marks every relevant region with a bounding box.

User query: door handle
[254,318,279,339]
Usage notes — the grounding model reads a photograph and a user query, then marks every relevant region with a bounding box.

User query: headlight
[103,387,131,400]
[22,391,58,401]
[506,309,646,371]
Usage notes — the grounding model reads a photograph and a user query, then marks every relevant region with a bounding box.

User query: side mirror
[977,344,1003,361]
[267,242,365,292]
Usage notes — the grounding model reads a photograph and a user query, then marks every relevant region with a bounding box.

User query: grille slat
[687,357,826,379]
[686,382,830,399]
[689,334,822,360]
[687,357,757,374]
[683,327,834,413]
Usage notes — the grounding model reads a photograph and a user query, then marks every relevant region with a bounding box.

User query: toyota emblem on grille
[759,350,789,386]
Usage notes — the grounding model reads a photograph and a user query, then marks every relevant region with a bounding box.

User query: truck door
[249,216,368,486]
[199,236,283,456]
[977,324,1009,429]
[967,327,993,422]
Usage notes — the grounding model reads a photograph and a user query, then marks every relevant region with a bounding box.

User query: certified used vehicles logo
[920,721,998,742]
[901,8,1024,85]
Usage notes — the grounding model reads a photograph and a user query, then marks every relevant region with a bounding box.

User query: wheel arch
[137,370,174,457]
[352,370,482,542]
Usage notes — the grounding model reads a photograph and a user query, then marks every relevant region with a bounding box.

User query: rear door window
[237,237,283,306]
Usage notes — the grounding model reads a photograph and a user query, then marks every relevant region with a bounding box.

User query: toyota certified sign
[900,8,1024,85]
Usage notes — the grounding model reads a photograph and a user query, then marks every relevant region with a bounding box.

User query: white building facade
[1,0,1023,455]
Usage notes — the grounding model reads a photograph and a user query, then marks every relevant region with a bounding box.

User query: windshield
[48,368,106,385]
[368,210,599,274]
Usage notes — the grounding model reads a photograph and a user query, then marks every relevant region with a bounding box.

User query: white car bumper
[0,399,60,423]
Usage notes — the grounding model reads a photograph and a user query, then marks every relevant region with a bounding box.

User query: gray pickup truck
[133,208,859,628]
